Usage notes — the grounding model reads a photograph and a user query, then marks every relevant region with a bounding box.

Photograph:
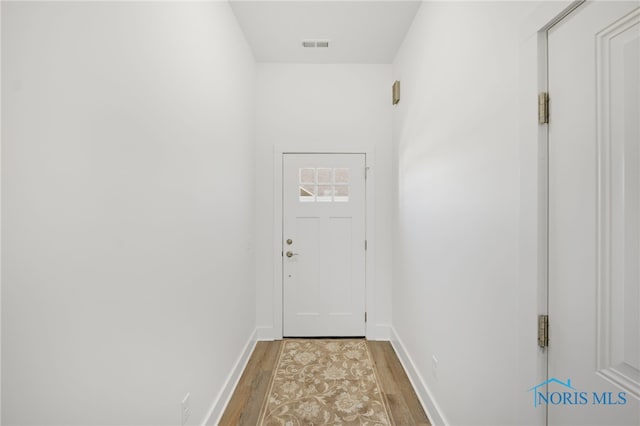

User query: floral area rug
[257,339,393,425]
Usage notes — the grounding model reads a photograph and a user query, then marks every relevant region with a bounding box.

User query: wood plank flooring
[219,340,430,425]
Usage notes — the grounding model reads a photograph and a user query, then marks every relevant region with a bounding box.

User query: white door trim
[537,4,585,425]
[271,144,377,340]
[516,2,585,424]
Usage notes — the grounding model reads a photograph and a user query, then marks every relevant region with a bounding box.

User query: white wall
[0,2,4,421]
[1,2,256,425]
[255,64,393,340]
[391,2,548,425]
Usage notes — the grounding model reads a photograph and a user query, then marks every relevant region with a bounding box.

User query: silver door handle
[286,251,298,258]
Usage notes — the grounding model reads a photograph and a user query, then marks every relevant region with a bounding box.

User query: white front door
[282,153,366,337]
[548,1,640,424]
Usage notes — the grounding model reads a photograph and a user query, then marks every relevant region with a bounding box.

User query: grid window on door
[298,168,349,202]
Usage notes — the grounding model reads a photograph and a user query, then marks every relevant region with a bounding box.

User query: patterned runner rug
[257,339,393,425]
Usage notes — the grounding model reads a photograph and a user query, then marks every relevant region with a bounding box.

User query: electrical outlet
[431,355,438,380]
[181,393,191,426]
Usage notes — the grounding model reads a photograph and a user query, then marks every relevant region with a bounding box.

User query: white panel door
[283,153,366,337]
[548,1,640,425]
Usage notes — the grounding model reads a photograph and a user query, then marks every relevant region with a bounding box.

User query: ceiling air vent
[301,40,330,48]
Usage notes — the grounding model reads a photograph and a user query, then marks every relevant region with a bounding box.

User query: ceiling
[229,1,422,63]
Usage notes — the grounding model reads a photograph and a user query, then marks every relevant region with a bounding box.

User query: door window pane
[334,185,349,202]
[299,168,315,184]
[317,168,333,184]
[299,185,315,202]
[335,168,349,184]
[317,185,333,202]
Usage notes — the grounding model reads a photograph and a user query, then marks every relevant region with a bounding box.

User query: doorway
[282,153,367,336]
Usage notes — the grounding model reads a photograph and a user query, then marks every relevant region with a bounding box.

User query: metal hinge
[538,92,549,124]
[538,314,549,348]
[365,166,370,180]
[365,240,368,250]
[365,312,367,322]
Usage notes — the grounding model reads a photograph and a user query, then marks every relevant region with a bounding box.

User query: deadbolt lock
[286,239,293,245]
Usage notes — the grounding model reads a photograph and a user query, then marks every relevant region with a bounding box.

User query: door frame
[536,1,589,424]
[517,1,585,424]
[272,145,377,340]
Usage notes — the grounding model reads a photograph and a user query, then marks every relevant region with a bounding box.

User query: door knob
[286,251,298,258]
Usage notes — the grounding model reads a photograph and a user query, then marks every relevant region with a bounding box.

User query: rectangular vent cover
[302,40,330,48]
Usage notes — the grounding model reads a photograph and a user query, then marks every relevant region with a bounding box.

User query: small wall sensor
[392,80,400,105]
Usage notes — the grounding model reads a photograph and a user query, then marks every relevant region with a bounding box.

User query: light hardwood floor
[219,340,430,425]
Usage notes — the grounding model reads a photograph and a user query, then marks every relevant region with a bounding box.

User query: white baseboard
[390,327,448,426]
[202,329,257,426]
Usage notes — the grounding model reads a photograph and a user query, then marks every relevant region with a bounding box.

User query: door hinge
[365,240,368,250]
[538,92,549,124]
[538,314,549,348]
[365,166,370,180]
[365,312,367,322]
